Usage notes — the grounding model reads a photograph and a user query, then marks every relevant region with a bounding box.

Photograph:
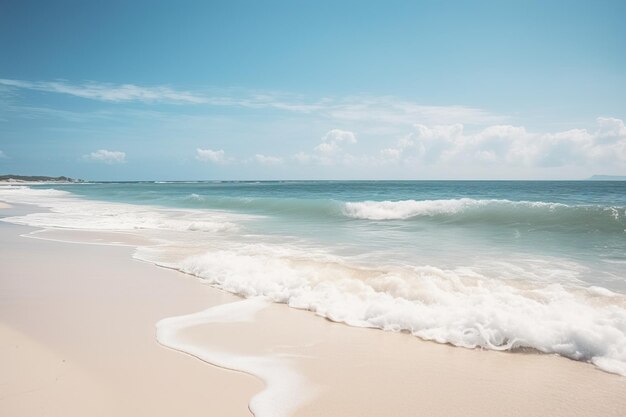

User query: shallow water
[1,180,625,375]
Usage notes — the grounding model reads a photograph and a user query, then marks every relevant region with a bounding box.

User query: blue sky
[1,0,625,180]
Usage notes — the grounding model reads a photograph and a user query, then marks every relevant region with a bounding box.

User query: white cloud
[315,129,357,155]
[314,141,339,154]
[216,117,626,175]
[83,149,126,164]
[196,148,226,163]
[254,154,283,165]
[288,117,626,175]
[595,117,626,144]
[298,129,360,166]
[0,79,206,104]
[0,78,504,126]
[322,129,357,144]
[380,117,626,169]
[0,150,6,159]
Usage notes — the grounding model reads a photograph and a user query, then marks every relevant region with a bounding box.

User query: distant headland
[587,175,626,181]
[0,174,84,183]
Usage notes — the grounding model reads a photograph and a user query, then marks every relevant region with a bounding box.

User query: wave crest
[343,198,625,232]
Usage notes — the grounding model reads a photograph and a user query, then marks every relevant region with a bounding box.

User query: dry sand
[0,221,260,417]
[1,204,625,417]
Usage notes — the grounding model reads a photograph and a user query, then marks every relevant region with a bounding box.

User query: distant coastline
[3,175,626,183]
[587,175,626,181]
[0,174,84,183]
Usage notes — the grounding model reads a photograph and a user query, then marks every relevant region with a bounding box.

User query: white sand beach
[0,218,260,417]
[1,202,625,417]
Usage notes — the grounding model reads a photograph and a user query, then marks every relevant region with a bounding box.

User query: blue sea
[1,180,625,375]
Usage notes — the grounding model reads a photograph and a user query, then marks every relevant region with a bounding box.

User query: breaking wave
[137,242,626,377]
[344,199,626,232]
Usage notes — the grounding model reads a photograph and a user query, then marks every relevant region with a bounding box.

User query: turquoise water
[45,180,626,291]
[4,180,624,375]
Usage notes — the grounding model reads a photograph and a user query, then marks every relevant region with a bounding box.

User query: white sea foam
[343,198,566,220]
[0,185,242,233]
[156,298,311,417]
[136,240,626,377]
[3,185,626,378]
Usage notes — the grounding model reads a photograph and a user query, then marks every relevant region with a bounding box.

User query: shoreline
[0,216,261,417]
[1,201,626,416]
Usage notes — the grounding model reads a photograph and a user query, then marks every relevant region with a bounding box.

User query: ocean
[1,180,625,375]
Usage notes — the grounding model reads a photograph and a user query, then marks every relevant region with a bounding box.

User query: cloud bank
[283,118,626,177]
[379,117,626,168]
[3,78,624,178]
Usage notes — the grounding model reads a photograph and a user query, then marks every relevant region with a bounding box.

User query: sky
[1,0,625,180]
